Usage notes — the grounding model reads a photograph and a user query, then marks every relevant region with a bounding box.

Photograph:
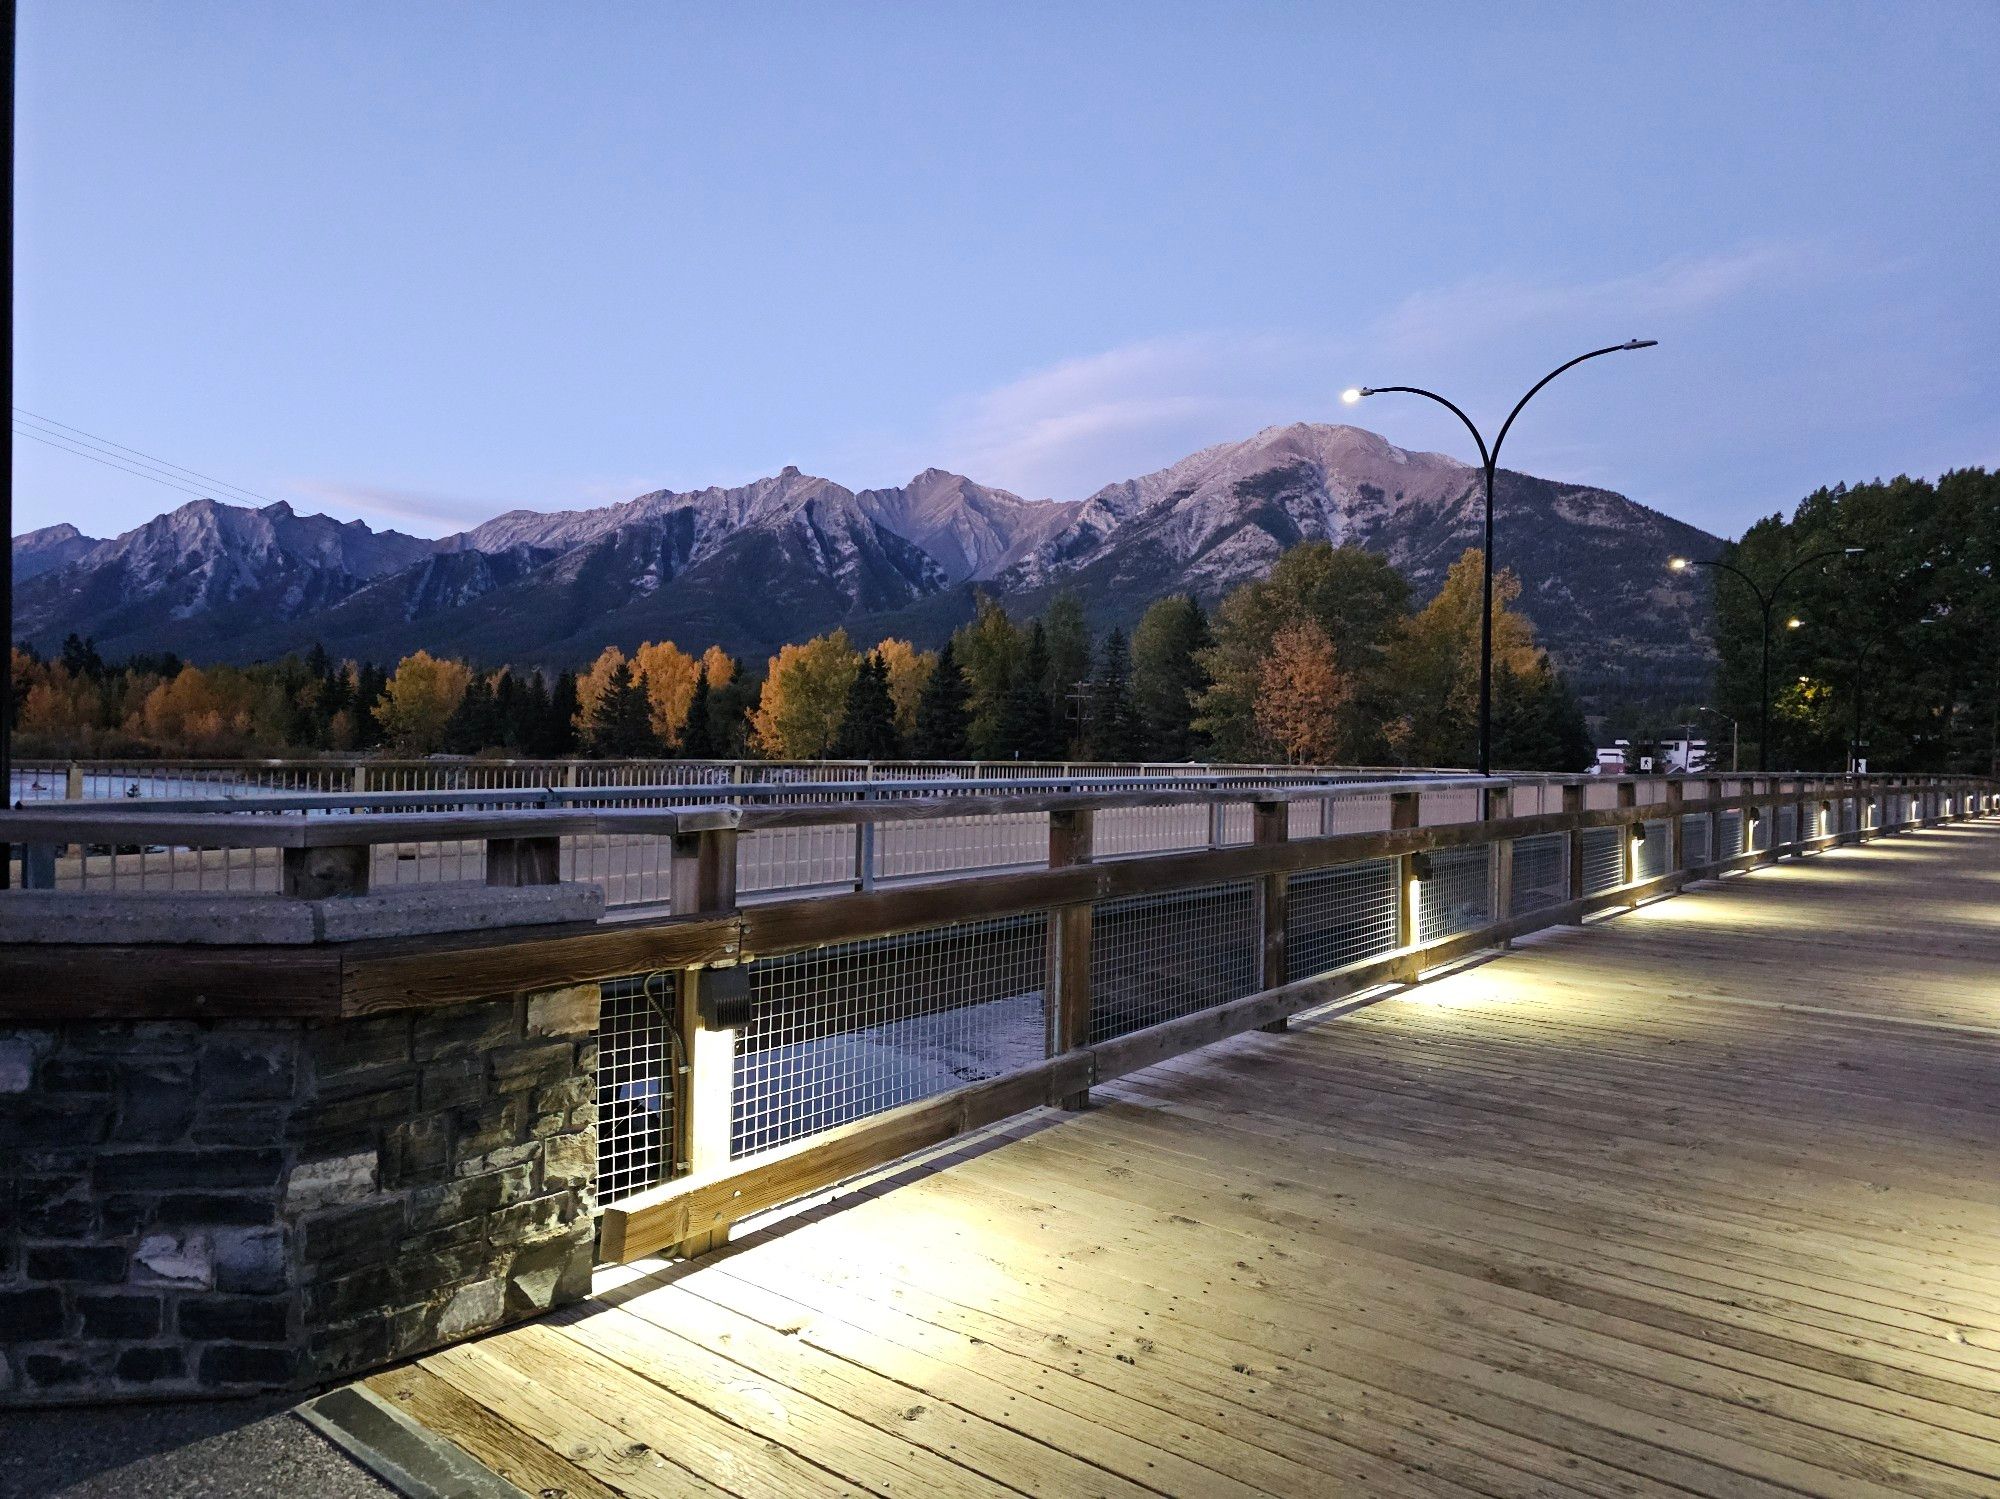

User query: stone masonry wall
[0,985,599,1406]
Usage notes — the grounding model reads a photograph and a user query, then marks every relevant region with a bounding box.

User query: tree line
[1704,468,1998,774]
[8,542,1594,770]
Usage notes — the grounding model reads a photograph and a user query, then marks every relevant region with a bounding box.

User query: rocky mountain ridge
[12,423,1718,704]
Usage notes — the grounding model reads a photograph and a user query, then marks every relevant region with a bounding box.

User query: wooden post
[1391,791,1420,946]
[670,823,741,1257]
[484,835,560,887]
[1486,785,1514,947]
[1616,781,1638,888]
[65,763,83,800]
[1047,808,1094,1110]
[1562,783,1586,921]
[1253,799,1289,1031]
[1666,780,1685,873]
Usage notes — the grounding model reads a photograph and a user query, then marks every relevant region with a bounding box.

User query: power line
[12,424,216,502]
[11,406,279,508]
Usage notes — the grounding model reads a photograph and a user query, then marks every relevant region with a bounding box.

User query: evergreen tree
[585,661,660,757]
[708,661,758,758]
[1041,592,1093,747]
[912,638,971,758]
[1083,628,1141,761]
[541,670,580,757]
[680,666,717,758]
[352,662,390,749]
[994,621,1061,759]
[1493,662,1597,772]
[443,672,501,754]
[833,654,901,759]
[1132,595,1213,760]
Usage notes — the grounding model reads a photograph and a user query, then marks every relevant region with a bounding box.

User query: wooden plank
[364,1364,622,1499]
[0,944,343,1020]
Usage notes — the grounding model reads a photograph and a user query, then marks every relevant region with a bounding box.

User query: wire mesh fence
[1777,804,1798,847]
[1719,809,1745,860]
[1417,846,1492,942]
[1288,860,1399,978]
[1634,821,1671,883]
[597,973,681,1206]
[1509,834,1568,916]
[731,914,1048,1158]
[1580,827,1624,895]
[1682,813,1711,869]
[1089,881,1260,1042]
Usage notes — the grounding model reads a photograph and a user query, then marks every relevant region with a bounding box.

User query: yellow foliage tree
[873,638,934,742]
[1254,620,1353,764]
[572,645,627,740]
[749,630,861,759]
[631,640,698,745]
[1387,549,1543,766]
[373,651,472,753]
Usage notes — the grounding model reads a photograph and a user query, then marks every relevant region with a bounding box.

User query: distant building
[1593,737,1712,775]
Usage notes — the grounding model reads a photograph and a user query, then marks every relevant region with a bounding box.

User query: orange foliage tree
[1254,620,1353,763]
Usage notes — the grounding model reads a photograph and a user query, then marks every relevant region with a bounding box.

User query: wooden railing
[1,772,1992,1268]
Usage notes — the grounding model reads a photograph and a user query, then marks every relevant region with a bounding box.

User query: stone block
[26,1244,128,1285]
[418,1057,485,1112]
[504,1222,595,1318]
[436,1278,506,1340]
[213,1226,289,1295]
[115,1346,186,1384]
[4,1095,113,1148]
[111,1058,198,1142]
[382,1114,451,1189]
[283,1150,378,1213]
[19,1177,95,1238]
[487,1192,569,1247]
[532,1074,591,1118]
[542,1130,596,1190]
[132,1232,214,1289]
[294,1079,418,1140]
[452,1141,539,1179]
[406,1163,532,1232]
[197,1344,296,1387]
[200,1036,297,1102]
[413,1003,520,1062]
[94,1148,283,1194]
[23,1352,98,1391]
[38,1058,116,1093]
[143,1193,279,1229]
[526,985,601,1039]
[299,1200,404,1275]
[0,1036,41,1093]
[452,1095,527,1158]
[308,1016,411,1084]
[190,1105,290,1146]
[78,1293,163,1340]
[491,1041,576,1095]
[0,1287,68,1340]
[178,1295,290,1343]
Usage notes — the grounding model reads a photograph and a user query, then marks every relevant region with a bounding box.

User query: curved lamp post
[1343,340,1656,775]
[1668,548,1864,772]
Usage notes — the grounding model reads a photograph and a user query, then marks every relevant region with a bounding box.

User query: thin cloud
[293,481,512,535]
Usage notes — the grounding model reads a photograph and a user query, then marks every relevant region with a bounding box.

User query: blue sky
[14,1,1999,542]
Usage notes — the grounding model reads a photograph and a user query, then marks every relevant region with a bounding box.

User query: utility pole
[2,0,16,885]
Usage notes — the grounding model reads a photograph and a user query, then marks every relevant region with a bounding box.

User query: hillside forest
[7,543,1594,771]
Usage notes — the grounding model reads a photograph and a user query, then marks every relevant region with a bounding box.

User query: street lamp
[1348,340,1656,775]
[1695,706,1740,773]
[1667,547,1864,772]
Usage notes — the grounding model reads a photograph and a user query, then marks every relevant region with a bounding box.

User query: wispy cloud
[293,481,516,535]
[919,242,1849,502]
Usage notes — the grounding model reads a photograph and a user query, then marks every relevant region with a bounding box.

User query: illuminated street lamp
[1667,547,1864,772]
[1346,341,1656,775]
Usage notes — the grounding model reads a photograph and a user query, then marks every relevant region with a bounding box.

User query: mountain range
[10,423,1719,705]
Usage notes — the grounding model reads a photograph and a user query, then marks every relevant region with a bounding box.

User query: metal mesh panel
[1747,810,1768,852]
[1289,860,1399,977]
[1580,827,1623,895]
[597,974,680,1206]
[1778,804,1798,847]
[1634,821,1670,882]
[1090,882,1259,1042]
[732,914,1047,1158]
[1418,787,1480,826]
[1841,798,1859,834]
[1417,846,1491,942]
[1681,813,1711,869]
[1718,809,1744,859]
[1509,834,1567,916]
[1327,794,1392,834]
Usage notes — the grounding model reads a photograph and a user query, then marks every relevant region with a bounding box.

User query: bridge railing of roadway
[3,767,1993,1267]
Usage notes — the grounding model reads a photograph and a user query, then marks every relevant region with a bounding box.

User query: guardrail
[0,769,1493,907]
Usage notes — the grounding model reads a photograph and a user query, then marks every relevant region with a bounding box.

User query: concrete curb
[295,1385,529,1499]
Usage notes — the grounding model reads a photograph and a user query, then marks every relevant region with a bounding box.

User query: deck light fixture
[1345,340,1656,775]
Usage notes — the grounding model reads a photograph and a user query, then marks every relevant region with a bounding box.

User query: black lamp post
[1668,548,1864,772]
[1344,340,1656,776]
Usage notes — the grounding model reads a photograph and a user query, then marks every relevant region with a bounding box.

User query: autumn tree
[873,638,933,744]
[750,630,862,759]
[1386,549,1544,767]
[1197,542,1410,761]
[571,646,627,743]
[630,640,736,748]
[373,651,472,753]
[1255,620,1353,764]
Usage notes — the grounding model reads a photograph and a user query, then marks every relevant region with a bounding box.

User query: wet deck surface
[370,822,2000,1497]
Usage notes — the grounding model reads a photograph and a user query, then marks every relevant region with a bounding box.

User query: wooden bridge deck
[367,822,2000,1498]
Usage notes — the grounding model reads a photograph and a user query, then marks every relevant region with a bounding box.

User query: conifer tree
[834,654,901,759]
[544,670,580,756]
[1083,627,1141,761]
[912,638,971,758]
[680,665,717,758]
[995,621,1061,759]
[443,671,500,754]
[585,660,661,757]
